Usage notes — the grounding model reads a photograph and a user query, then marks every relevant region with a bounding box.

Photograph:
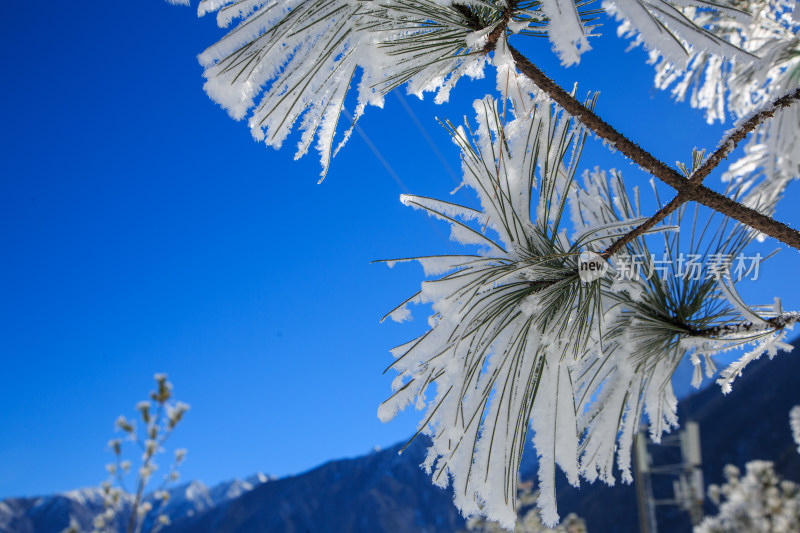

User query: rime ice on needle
[377,38,796,527]
[191,0,494,178]
[170,0,760,179]
[375,51,674,524]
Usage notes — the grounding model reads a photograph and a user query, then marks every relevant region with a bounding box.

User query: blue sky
[1,1,799,499]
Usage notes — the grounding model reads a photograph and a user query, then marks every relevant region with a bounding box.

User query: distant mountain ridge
[0,475,271,533]
[3,340,800,532]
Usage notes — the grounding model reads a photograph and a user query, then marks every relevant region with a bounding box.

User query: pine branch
[689,87,800,185]
[684,311,800,338]
[601,87,800,258]
[600,193,685,260]
[506,44,687,190]
[503,44,800,250]
[454,2,800,250]
[486,1,515,51]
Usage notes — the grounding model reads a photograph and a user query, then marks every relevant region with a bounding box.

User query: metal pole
[634,431,657,533]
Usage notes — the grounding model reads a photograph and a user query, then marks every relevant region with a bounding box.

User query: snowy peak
[0,474,271,533]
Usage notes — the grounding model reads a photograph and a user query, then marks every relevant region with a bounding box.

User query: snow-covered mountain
[0,475,272,533]
[3,338,800,532]
[158,474,273,524]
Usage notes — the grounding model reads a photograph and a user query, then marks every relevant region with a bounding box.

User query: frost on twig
[790,405,800,454]
[85,374,190,533]
[653,0,800,210]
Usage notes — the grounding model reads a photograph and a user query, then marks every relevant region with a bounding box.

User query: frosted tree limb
[689,87,800,186]
[454,0,800,249]
[600,193,686,259]
[458,0,788,247]
[493,40,800,250]
[599,87,800,258]
[686,311,800,338]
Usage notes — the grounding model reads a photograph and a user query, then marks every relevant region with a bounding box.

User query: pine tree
[168,0,800,528]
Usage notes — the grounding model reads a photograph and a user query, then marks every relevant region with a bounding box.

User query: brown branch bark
[602,87,800,258]
[506,45,688,188]
[505,45,800,251]
[452,2,800,250]
[600,193,686,260]
[690,87,800,185]
[603,88,800,258]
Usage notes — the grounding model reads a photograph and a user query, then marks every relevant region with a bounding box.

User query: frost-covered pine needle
[379,70,797,528]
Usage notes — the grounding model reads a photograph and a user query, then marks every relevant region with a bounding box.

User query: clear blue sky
[1,1,798,499]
